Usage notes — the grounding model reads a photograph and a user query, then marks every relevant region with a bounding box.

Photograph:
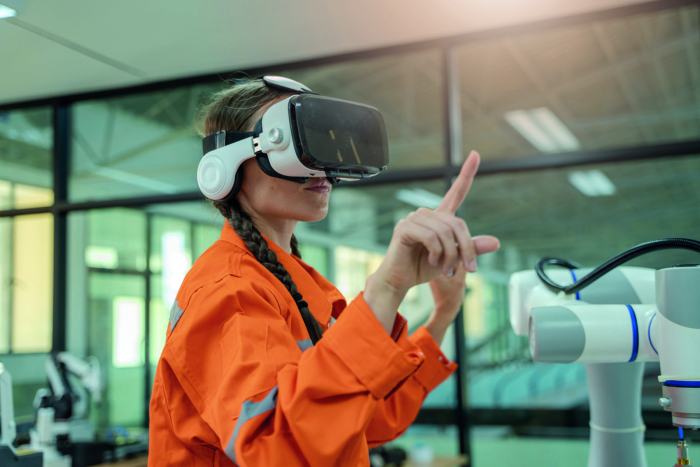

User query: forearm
[423,311,454,347]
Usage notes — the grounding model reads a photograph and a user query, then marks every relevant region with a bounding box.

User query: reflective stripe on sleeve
[169,301,184,332]
[296,339,313,352]
[225,386,279,464]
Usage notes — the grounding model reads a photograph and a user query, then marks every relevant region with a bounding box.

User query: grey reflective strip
[578,268,640,304]
[169,301,184,332]
[297,339,313,352]
[225,386,279,464]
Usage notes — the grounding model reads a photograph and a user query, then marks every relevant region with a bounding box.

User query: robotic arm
[509,239,700,467]
[36,352,101,422]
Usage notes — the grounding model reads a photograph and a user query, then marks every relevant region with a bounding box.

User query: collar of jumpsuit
[150,220,457,467]
[219,220,347,330]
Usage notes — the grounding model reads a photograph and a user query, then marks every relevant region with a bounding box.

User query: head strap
[202,119,263,155]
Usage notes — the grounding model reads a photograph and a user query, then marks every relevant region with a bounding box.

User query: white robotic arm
[36,353,101,425]
[509,241,700,467]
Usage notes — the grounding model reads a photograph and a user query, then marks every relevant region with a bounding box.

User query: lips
[304,178,331,193]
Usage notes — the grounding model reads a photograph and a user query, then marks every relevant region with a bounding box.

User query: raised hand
[364,151,500,335]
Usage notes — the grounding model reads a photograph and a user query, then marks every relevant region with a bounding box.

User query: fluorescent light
[504,107,581,154]
[505,110,559,153]
[568,170,616,197]
[0,5,16,18]
[0,0,24,18]
[85,245,118,269]
[395,188,444,209]
[162,232,191,308]
[530,108,581,152]
[113,297,143,368]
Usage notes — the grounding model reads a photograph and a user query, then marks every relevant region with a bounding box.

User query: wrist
[364,271,408,334]
[424,316,451,347]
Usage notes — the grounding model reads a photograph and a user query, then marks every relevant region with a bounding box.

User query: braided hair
[198,79,325,345]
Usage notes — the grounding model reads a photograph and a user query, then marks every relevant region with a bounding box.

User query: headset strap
[202,119,264,156]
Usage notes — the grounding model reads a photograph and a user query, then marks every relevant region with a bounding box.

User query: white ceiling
[0,0,656,106]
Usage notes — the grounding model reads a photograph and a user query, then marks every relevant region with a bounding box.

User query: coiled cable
[535,238,700,294]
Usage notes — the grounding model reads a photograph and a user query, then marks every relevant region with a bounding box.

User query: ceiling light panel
[505,107,581,154]
[568,170,617,197]
[0,0,24,18]
[0,5,16,18]
[395,188,444,209]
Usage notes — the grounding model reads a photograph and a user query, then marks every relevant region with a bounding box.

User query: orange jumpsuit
[149,222,457,466]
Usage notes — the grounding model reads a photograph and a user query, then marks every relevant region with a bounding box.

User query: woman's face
[235,96,332,224]
[238,158,331,223]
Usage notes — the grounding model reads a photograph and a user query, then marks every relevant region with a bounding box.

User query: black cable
[535,238,700,294]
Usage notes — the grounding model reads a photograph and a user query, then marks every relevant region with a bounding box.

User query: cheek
[242,166,328,221]
[264,182,329,221]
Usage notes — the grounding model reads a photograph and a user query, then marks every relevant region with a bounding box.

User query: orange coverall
[149,222,457,466]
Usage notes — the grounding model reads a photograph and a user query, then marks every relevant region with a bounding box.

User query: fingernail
[469,261,478,272]
[447,268,454,277]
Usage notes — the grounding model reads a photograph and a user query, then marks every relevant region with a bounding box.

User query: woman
[148,77,500,466]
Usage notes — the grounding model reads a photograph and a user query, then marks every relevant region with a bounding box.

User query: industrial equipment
[509,238,700,467]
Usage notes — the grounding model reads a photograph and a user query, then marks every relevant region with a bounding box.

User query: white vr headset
[197,76,390,201]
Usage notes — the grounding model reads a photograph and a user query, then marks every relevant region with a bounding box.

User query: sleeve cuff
[407,326,458,392]
[322,293,425,399]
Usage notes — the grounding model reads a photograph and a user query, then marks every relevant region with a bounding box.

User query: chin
[295,205,328,223]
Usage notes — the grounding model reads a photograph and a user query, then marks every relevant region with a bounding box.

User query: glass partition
[457,4,700,162]
[0,107,54,209]
[69,84,220,202]
[282,49,446,171]
[0,214,53,354]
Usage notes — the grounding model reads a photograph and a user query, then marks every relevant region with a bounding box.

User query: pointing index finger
[436,150,480,214]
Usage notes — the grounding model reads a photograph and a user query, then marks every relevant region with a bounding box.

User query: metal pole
[52,105,70,352]
[144,213,152,428]
[443,45,472,463]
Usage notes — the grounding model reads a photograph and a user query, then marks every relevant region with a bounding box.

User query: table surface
[98,455,469,467]
[407,455,469,467]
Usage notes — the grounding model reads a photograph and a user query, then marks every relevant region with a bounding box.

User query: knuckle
[436,224,451,236]
[416,207,431,215]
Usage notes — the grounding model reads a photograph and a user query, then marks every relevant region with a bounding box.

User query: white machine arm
[54,353,101,405]
[0,362,16,450]
[509,264,700,467]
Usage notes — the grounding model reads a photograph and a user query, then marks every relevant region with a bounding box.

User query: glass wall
[457,4,700,162]
[0,107,54,422]
[0,107,54,209]
[69,84,220,202]
[282,49,446,171]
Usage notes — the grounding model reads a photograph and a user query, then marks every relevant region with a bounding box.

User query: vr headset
[198,76,390,201]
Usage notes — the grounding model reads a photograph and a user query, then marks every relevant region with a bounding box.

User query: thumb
[474,235,500,256]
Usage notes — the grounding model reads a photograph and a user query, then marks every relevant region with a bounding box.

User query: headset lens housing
[290,95,389,175]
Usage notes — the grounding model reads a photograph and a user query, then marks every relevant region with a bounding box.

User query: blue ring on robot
[569,270,581,301]
[626,305,639,362]
[663,381,700,388]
